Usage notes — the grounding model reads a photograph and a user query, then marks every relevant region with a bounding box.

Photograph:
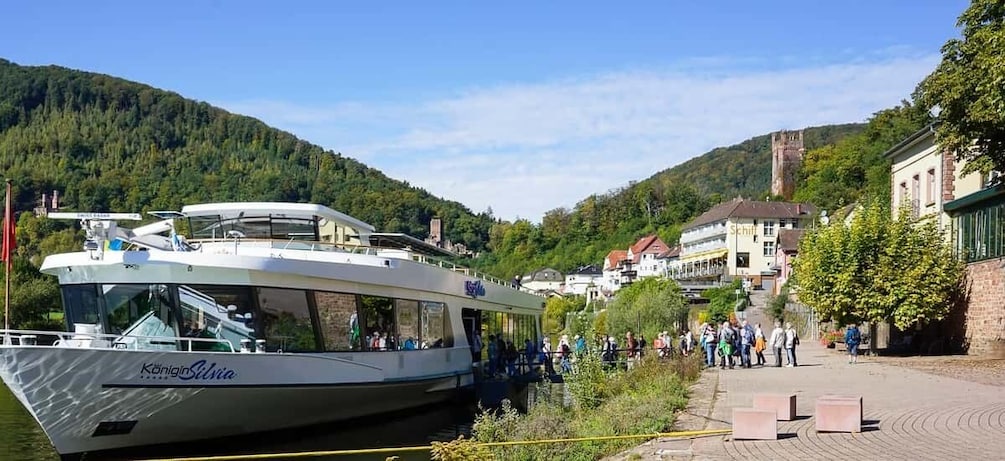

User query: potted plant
[820,330,842,348]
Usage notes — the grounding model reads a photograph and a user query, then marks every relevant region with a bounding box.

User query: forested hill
[649,124,864,200]
[0,58,494,251]
[476,125,866,278]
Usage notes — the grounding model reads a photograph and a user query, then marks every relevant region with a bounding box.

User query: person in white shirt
[784,322,799,367]
[768,322,785,367]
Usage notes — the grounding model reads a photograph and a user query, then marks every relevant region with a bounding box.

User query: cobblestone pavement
[611,343,1005,461]
[610,288,1004,461]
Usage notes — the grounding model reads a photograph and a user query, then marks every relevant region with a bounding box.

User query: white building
[671,198,815,293]
[564,265,603,296]
[520,268,564,294]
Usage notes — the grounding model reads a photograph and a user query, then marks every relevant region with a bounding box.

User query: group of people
[474,332,587,378]
[699,320,801,369]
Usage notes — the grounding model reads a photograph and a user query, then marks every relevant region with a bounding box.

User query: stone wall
[964,258,1005,357]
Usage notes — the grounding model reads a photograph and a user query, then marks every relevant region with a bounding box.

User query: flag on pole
[1,180,13,269]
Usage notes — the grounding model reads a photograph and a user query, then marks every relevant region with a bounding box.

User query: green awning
[943,186,1005,214]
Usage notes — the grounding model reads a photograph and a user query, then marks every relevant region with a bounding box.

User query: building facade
[671,198,815,293]
[886,124,1004,357]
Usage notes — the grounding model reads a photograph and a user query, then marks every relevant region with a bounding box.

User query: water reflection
[1,383,475,461]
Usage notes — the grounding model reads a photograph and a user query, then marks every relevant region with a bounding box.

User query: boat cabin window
[482,310,538,348]
[361,295,395,351]
[395,299,419,350]
[61,284,102,331]
[256,287,321,352]
[421,301,448,348]
[313,291,362,351]
[103,284,181,350]
[188,215,319,241]
[177,285,256,351]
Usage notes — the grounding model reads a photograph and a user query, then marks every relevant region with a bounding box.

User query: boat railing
[1,329,237,352]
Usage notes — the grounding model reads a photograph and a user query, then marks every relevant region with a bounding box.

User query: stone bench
[753,393,797,421]
[815,395,863,433]
[732,408,778,440]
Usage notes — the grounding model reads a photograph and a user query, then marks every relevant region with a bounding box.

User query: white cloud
[217,52,939,223]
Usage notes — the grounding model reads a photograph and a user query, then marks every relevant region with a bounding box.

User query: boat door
[461,308,481,362]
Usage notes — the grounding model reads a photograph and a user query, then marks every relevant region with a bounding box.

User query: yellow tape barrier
[139,428,732,461]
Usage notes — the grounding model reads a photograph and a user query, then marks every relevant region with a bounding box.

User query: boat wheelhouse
[0,202,544,458]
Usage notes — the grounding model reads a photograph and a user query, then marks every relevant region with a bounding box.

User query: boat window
[225,217,271,239]
[189,215,223,239]
[395,299,420,350]
[271,218,318,241]
[361,295,395,351]
[421,302,446,348]
[106,284,180,350]
[256,287,320,352]
[313,291,361,351]
[178,285,256,351]
[61,284,101,331]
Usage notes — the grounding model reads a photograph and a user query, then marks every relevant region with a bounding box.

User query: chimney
[796,204,804,214]
[51,190,59,210]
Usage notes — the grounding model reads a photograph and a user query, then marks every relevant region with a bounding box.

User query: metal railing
[1,329,237,352]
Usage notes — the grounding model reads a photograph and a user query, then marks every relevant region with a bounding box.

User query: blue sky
[2,1,969,222]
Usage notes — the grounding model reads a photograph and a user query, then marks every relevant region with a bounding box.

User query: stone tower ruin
[771,130,804,200]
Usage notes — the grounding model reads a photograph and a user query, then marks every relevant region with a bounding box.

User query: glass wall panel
[396,299,420,350]
[361,295,395,350]
[106,284,181,350]
[421,301,445,348]
[178,285,256,351]
[314,291,361,351]
[61,284,101,331]
[256,287,320,352]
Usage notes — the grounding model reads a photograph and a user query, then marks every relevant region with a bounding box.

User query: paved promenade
[614,343,1005,460]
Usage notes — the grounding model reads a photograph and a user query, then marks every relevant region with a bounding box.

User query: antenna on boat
[48,212,143,260]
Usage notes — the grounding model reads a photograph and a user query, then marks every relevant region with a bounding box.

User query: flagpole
[3,179,10,341]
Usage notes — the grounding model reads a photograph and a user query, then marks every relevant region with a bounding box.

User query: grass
[463,352,704,461]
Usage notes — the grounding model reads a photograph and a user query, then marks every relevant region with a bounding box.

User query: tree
[605,277,688,342]
[792,202,964,330]
[916,0,1005,176]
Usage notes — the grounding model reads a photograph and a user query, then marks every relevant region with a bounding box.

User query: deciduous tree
[916,0,1005,176]
[792,202,964,330]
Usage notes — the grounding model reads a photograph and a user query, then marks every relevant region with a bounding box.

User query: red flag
[2,180,13,268]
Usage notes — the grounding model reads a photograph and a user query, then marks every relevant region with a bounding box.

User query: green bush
[470,353,703,461]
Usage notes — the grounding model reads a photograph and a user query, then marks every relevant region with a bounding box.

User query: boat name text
[464,280,486,298]
[140,360,237,381]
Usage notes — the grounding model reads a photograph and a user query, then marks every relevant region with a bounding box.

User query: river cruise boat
[0,202,544,459]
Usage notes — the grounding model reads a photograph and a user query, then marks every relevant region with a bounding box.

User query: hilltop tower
[771,130,804,200]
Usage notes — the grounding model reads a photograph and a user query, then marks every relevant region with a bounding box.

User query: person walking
[739,320,753,368]
[682,329,693,357]
[718,321,735,369]
[769,322,785,367]
[845,323,862,364]
[784,322,799,367]
[702,323,717,368]
[753,323,767,366]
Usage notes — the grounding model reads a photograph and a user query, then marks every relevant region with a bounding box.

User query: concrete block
[815,398,861,433]
[819,394,863,422]
[753,393,797,421]
[732,408,778,440]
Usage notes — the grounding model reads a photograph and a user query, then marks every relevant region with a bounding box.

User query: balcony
[681,222,728,245]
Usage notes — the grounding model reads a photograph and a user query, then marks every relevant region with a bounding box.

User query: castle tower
[771,130,804,200]
[428,217,442,247]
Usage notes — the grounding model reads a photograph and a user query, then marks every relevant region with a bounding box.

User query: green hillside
[0,58,494,251]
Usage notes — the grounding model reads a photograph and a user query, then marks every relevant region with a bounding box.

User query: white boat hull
[0,345,470,455]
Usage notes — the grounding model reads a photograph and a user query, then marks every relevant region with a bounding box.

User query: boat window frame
[187,214,320,241]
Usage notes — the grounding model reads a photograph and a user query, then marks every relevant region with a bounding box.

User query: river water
[1,383,476,461]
